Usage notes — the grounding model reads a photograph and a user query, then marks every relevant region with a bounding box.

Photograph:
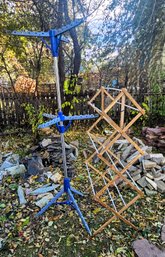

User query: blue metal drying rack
[10,19,97,235]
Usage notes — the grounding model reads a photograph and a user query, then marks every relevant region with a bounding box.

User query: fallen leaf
[38,254,44,257]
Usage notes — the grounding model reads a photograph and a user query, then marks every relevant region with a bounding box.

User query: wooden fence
[0,90,164,128]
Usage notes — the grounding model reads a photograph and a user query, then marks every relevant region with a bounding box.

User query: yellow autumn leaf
[93,207,102,214]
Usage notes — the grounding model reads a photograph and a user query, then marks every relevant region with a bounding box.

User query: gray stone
[17,185,27,205]
[144,188,157,196]
[131,169,142,177]
[152,168,162,178]
[147,183,154,191]
[127,146,149,163]
[118,142,128,150]
[132,173,141,181]
[70,145,79,158]
[5,164,26,176]
[156,165,162,170]
[68,152,77,161]
[160,157,165,166]
[156,181,165,193]
[145,146,153,153]
[132,239,165,257]
[30,184,59,195]
[122,144,134,160]
[133,137,145,147]
[0,238,4,250]
[154,174,165,181]
[121,161,137,172]
[35,193,54,208]
[137,176,147,188]
[70,140,79,148]
[65,142,72,149]
[144,154,150,160]
[41,138,52,147]
[143,160,157,170]
[115,139,128,145]
[147,153,164,165]
[146,177,157,190]
[161,219,165,243]
[141,159,147,174]
[129,165,138,172]
[146,173,154,179]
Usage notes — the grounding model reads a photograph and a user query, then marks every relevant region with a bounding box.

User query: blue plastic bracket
[10,18,83,57]
[55,121,72,133]
[38,112,98,130]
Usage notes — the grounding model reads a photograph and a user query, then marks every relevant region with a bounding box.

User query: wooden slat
[104,91,124,113]
[92,194,141,236]
[123,112,142,132]
[101,87,104,111]
[122,88,145,115]
[120,94,125,129]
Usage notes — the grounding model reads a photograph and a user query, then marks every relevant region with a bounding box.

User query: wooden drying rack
[85,87,145,236]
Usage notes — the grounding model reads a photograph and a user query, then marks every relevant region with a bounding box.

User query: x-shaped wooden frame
[85,87,145,236]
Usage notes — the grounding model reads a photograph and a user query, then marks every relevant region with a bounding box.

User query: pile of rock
[0,136,79,209]
[90,136,165,195]
[29,136,79,177]
[113,137,165,195]
[0,135,79,181]
[142,127,165,148]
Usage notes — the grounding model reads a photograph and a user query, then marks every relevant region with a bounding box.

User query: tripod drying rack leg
[68,188,91,235]
[70,187,84,197]
[36,188,64,217]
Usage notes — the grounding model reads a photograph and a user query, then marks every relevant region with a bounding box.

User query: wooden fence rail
[0,90,164,128]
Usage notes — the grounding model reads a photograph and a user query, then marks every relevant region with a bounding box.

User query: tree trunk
[62,0,82,115]
[57,0,65,102]
[1,52,16,93]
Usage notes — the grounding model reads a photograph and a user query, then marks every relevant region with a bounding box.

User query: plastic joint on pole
[56,120,72,133]
[58,111,65,121]
[38,111,98,131]
[64,177,70,192]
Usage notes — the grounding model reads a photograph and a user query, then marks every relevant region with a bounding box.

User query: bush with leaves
[23,103,45,139]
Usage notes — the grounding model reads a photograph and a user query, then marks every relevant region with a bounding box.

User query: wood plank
[101,87,104,111]
[120,94,125,129]
[122,88,145,115]
[104,91,124,113]
[123,112,142,132]
[92,194,141,236]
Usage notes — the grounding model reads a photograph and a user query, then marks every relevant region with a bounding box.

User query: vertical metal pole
[53,57,68,178]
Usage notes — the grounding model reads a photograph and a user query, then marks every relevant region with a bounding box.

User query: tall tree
[89,0,165,93]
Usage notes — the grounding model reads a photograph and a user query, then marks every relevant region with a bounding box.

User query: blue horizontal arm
[11,30,69,42]
[65,114,98,121]
[43,113,98,121]
[38,113,98,129]
[54,18,84,36]
[10,18,83,41]
[43,113,57,119]
[11,30,49,37]
[38,117,60,129]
